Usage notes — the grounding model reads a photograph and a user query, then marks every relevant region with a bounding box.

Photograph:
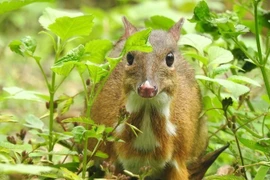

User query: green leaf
[85,40,113,64]
[48,15,94,41]
[86,62,109,84]
[257,138,270,147]
[107,56,122,70]
[0,151,15,163]
[55,44,85,66]
[96,125,105,134]
[205,175,245,180]
[0,163,58,178]
[214,79,250,97]
[3,87,49,102]
[212,64,243,77]
[9,36,37,57]
[52,162,80,173]
[123,28,153,53]
[196,75,250,97]
[39,7,84,30]
[254,166,270,180]
[145,15,175,30]
[183,52,208,65]
[95,150,108,159]
[208,46,233,67]
[192,0,211,22]
[60,167,82,180]
[85,129,102,140]
[62,117,94,125]
[9,40,23,56]
[228,75,261,87]
[60,97,74,115]
[238,137,269,153]
[0,0,54,15]
[52,44,85,76]
[24,114,45,131]
[52,61,76,76]
[105,127,114,134]
[180,34,212,55]
[71,126,86,143]
[0,142,32,153]
[0,115,17,123]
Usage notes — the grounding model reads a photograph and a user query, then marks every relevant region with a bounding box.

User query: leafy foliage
[0,0,54,14]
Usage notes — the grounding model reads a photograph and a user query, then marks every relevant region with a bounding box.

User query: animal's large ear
[122,16,137,39]
[169,18,184,42]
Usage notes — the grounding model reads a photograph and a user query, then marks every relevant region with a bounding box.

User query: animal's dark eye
[166,52,174,67]
[126,52,134,65]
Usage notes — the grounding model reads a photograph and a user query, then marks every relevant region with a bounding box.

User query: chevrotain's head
[122,17,184,99]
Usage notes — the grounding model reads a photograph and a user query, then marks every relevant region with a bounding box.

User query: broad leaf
[55,44,85,66]
[95,125,105,134]
[180,34,212,55]
[145,15,175,30]
[208,46,233,67]
[85,129,102,140]
[0,151,15,163]
[196,75,250,97]
[0,142,32,153]
[212,64,243,77]
[0,115,17,123]
[52,44,85,76]
[24,114,45,131]
[0,0,53,15]
[52,61,76,76]
[52,162,80,172]
[213,79,250,97]
[60,167,82,180]
[238,137,269,153]
[95,150,108,159]
[3,87,49,102]
[205,175,245,180]
[86,62,109,84]
[59,96,74,115]
[0,163,58,178]
[71,126,86,143]
[85,40,113,64]
[9,36,37,57]
[183,52,208,65]
[228,75,261,87]
[107,56,122,70]
[39,7,83,30]
[123,28,153,54]
[254,166,270,180]
[191,0,211,22]
[48,15,94,41]
[62,117,95,125]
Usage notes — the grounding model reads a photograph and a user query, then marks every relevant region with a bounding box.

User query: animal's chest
[132,110,160,151]
[117,112,173,175]
[115,92,177,174]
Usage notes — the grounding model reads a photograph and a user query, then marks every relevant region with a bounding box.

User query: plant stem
[82,135,89,179]
[48,72,56,161]
[36,61,50,89]
[253,0,270,100]
[254,0,263,64]
[48,37,62,161]
[82,82,96,179]
[223,106,248,179]
[260,66,270,100]
[234,133,248,179]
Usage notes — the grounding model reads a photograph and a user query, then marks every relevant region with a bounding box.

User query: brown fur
[90,17,208,179]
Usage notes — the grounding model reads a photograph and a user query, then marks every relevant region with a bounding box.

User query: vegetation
[0,0,269,179]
